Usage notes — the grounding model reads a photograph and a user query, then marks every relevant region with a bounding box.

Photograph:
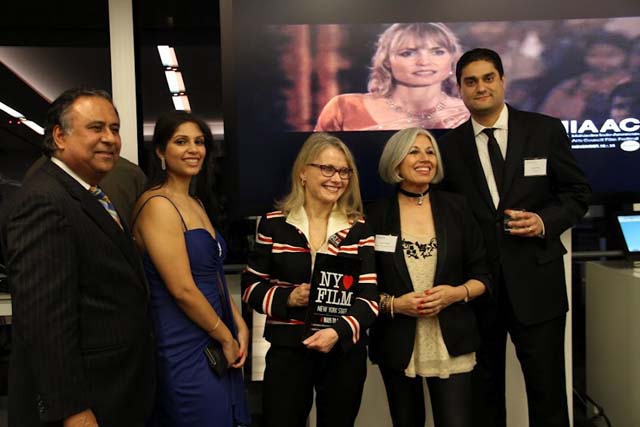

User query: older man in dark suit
[439,49,591,427]
[1,89,155,427]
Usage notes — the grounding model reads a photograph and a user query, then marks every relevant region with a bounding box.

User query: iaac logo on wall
[620,140,640,152]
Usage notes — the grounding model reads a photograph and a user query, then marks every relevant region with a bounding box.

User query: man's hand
[505,209,544,238]
[64,409,98,427]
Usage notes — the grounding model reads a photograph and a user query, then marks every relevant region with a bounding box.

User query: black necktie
[483,128,504,195]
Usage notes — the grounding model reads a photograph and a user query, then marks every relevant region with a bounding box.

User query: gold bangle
[462,284,470,303]
[380,293,391,315]
[209,317,221,334]
[390,295,395,319]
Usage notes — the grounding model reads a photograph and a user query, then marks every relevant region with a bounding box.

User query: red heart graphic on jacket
[343,275,354,290]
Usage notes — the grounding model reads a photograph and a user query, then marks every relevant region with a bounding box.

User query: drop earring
[161,158,166,171]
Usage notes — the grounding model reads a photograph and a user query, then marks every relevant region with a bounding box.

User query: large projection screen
[221,0,640,218]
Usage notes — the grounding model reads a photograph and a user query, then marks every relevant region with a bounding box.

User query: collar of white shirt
[50,156,91,190]
[471,103,509,138]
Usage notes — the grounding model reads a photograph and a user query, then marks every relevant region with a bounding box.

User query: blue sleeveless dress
[143,226,250,426]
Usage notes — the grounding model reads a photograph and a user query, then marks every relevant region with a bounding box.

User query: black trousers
[378,365,472,427]
[472,275,569,427]
[262,343,367,427]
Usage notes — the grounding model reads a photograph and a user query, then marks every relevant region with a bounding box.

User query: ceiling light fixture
[164,70,186,93]
[158,45,191,112]
[20,119,45,135]
[157,45,179,67]
[0,100,23,118]
[172,95,191,112]
[0,100,44,135]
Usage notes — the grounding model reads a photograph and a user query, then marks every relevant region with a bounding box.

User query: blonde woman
[315,23,469,131]
[242,133,379,427]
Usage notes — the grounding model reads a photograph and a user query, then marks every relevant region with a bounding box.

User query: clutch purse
[204,341,228,377]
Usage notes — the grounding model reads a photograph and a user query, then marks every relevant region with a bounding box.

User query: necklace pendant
[397,185,430,205]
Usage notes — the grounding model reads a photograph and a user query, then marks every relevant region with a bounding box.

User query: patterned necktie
[483,127,504,196]
[89,186,123,230]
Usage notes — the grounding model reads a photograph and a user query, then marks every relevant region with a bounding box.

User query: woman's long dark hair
[146,110,225,228]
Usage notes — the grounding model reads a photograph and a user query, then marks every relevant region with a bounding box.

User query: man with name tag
[439,48,591,427]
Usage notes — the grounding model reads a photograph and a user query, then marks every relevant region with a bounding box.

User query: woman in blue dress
[132,111,250,426]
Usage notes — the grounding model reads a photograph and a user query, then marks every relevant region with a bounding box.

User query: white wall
[108,0,138,164]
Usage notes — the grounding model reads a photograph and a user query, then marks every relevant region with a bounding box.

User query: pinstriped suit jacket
[1,160,155,427]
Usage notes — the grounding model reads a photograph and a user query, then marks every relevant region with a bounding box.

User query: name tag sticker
[524,158,547,176]
[375,235,398,252]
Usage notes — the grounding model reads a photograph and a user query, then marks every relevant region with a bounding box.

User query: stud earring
[161,158,166,171]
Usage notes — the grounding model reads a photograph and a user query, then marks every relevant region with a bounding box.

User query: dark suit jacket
[26,155,146,228]
[98,157,147,227]
[366,190,490,371]
[439,105,591,326]
[1,160,155,426]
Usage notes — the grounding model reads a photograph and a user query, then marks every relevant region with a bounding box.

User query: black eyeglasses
[307,163,353,179]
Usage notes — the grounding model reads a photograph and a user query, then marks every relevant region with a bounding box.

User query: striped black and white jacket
[241,208,379,350]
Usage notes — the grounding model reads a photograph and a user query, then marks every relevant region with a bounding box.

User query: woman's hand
[302,328,339,353]
[230,320,250,368]
[222,338,241,365]
[287,283,310,307]
[393,291,430,317]
[420,285,465,316]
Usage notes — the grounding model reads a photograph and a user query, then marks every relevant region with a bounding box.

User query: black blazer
[439,105,591,325]
[1,160,156,426]
[366,189,490,371]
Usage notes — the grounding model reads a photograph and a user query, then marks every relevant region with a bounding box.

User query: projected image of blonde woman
[315,23,469,131]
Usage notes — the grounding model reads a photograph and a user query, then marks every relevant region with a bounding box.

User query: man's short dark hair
[43,88,117,157]
[455,48,505,85]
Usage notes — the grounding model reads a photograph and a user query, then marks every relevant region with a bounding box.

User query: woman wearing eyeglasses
[242,132,379,427]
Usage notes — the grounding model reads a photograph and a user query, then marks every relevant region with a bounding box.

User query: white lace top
[402,232,476,378]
